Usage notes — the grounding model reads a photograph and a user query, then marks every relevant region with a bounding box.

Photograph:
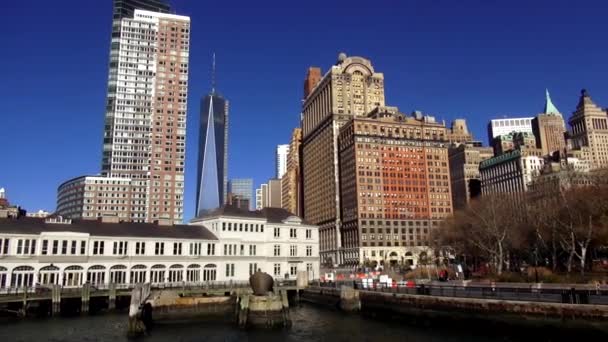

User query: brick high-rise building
[57,1,190,224]
[532,90,566,156]
[568,89,608,169]
[303,67,322,100]
[281,128,302,216]
[338,107,452,266]
[301,53,385,265]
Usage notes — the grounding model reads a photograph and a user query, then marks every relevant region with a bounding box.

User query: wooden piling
[51,284,61,316]
[108,283,116,310]
[81,283,90,314]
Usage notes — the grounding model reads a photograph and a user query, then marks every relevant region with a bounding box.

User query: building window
[290,245,297,257]
[306,263,313,274]
[135,242,146,255]
[240,244,245,256]
[274,228,280,238]
[274,263,281,276]
[0,238,9,255]
[225,263,235,277]
[41,240,48,255]
[173,242,182,255]
[71,241,77,255]
[306,229,312,239]
[260,224,264,232]
[113,241,127,255]
[190,242,201,256]
[222,222,226,231]
[92,241,104,255]
[290,228,297,238]
[155,242,165,255]
[207,243,215,256]
[239,223,243,231]
[16,239,36,255]
[52,240,59,255]
[273,245,281,256]
[61,240,68,255]
[80,241,86,255]
[290,265,297,276]
[249,263,258,276]
[306,245,312,256]
[249,245,256,256]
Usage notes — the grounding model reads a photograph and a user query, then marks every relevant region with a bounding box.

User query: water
[0,304,517,342]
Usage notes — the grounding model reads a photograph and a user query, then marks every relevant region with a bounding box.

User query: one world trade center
[196,56,228,216]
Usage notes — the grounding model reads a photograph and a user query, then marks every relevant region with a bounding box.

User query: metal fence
[316,280,608,305]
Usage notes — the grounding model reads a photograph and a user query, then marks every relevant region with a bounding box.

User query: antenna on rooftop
[211,52,216,94]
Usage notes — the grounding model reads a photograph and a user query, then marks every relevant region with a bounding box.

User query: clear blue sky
[2,0,608,221]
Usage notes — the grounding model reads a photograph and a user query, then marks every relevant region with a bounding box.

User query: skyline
[3,0,608,221]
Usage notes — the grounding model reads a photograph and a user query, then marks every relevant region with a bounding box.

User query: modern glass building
[196,92,229,216]
[228,179,254,210]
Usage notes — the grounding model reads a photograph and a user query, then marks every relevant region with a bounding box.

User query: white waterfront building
[0,207,319,289]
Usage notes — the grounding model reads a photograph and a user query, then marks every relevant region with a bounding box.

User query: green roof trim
[479,149,521,169]
[543,89,561,115]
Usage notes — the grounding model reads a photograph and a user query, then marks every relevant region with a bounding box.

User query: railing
[314,280,608,305]
[0,279,300,297]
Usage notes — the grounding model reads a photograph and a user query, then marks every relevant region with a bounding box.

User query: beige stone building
[532,90,566,156]
[448,119,473,144]
[301,53,385,265]
[281,128,302,217]
[448,142,494,210]
[568,89,608,170]
[338,107,452,266]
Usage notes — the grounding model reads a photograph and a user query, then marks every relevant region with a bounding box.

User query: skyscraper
[301,53,385,265]
[64,0,190,224]
[228,179,253,210]
[281,128,302,216]
[568,89,608,169]
[532,90,566,156]
[276,144,289,178]
[196,56,229,216]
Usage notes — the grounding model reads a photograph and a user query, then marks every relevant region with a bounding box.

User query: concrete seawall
[301,287,608,335]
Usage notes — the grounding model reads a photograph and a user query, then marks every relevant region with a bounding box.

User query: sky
[1,0,608,221]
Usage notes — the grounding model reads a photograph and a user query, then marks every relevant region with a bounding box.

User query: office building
[276,144,289,179]
[448,119,473,144]
[267,179,282,208]
[303,67,322,100]
[0,206,319,287]
[568,89,608,169]
[487,117,533,145]
[255,184,268,210]
[532,90,566,156]
[449,142,494,210]
[281,128,302,217]
[301,53,385,265]
[480,149,544,195]
[228,179,253,210]
[492,131,538,156]
[196,56,229,216]
[59,1,190,224]
[338,107,452,266]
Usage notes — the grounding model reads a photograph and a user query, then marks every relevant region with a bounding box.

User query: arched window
[0,266,7,288]
[63,265,84,287]
[110,265,127,284]
[130,265,147,284]
[168,264,183,283]
[12,266,35,288]
[150,265,166,284]
[39,265,60,285]
[87,265,106,286]
[187,264,201,283]
[203,264,217,282]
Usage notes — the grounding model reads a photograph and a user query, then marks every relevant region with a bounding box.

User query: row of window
[272,245,314,257]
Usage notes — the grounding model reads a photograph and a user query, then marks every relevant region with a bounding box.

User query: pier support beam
[51,284,61,316]
[81,283,90,314]
[108,283,116,310]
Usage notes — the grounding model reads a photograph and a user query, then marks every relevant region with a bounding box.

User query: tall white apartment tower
[276,144,290,178]
[101,8,191,224]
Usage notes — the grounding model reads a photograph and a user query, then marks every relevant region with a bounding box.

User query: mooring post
[108,282,116,310]
[52,284,61,316]
[81,283,90,314]
[21,287,28,318]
